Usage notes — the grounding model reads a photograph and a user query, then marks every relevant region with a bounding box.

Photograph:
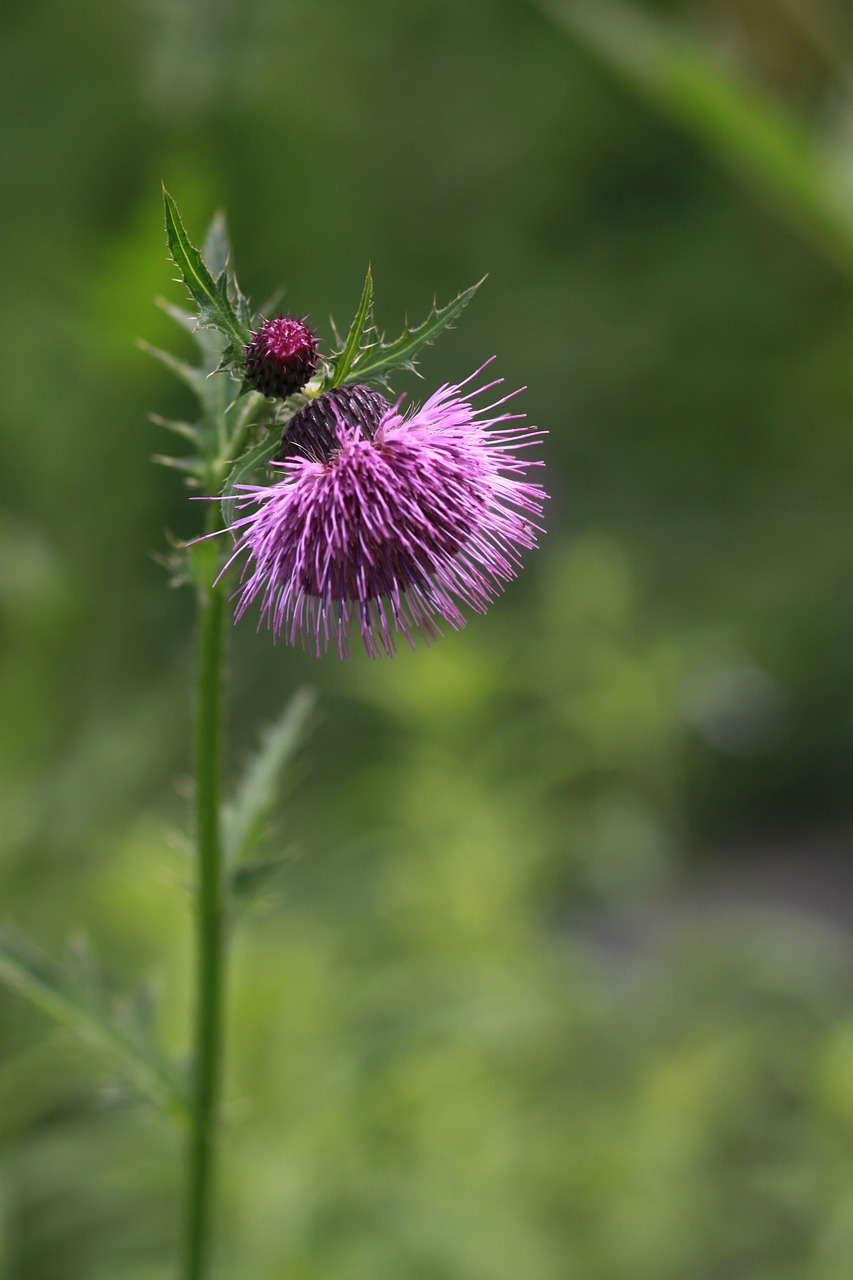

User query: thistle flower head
[243,313,318,398]
[220,365,547,658]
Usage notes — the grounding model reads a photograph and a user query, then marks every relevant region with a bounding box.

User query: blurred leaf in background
[4,0,853,1277]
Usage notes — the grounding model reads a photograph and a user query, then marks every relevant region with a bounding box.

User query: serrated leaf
[162,187,252,359]
[343,278,485,387]
[0,927,188,1119]
[220,433,282,531]
[330,267,374,387]
[223,687,317,867]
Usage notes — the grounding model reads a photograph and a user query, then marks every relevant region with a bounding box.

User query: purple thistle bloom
[219,364,547,658]
[244,313,318,398]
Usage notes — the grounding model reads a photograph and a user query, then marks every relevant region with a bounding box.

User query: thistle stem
[183,569,227,1280]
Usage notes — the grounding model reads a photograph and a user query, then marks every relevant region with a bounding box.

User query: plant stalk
[182,565,227,1280]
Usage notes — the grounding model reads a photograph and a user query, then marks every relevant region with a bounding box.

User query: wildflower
[220,365,547,658]
[243,314,318,398]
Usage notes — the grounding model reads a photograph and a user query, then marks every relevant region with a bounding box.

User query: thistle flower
[243,313,318,398]
[219,364,547,658]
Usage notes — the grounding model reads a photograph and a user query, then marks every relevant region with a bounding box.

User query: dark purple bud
[280,384,392,463]
[244,314,318,398]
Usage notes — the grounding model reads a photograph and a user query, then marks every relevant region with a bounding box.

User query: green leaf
[330,266,374,387]
[162,187,252,360]
[342,278,486,387]
[0,928,188,1119]
[220,433,282,531]
[223,687,317,867]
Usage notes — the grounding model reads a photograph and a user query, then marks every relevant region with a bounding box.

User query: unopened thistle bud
[243,314,318,398]
[279,384,392,463]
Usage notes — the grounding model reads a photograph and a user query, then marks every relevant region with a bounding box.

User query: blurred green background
[4,0,853,1276]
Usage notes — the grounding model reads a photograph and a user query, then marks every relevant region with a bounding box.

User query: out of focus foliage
[3,0,853,1277]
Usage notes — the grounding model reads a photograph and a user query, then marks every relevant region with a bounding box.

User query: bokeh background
[4,0,853,1276]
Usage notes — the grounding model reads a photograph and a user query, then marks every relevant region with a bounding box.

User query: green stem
[183,563,227,1280]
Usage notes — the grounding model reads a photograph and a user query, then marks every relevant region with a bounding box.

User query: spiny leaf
[330,266,374,387]
[223,687,317,867]
[220,433,282,531]
[162,187,252,360]
[0,927,188,1119]
[343,278,486,387]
